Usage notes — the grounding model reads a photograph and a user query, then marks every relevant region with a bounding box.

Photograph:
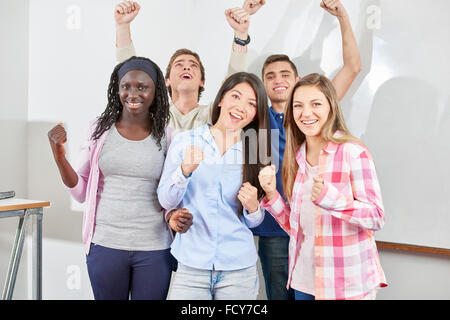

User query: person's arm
[258,165,292,234]
[166,208,193,234]
[225,0,265,74]
[157,135,204,211]
[48,123,92,203]
[237,182,265,228]
[312,144,385,231]
[321,0,362,101]
[243,0,266,15]
[48,123,78,188]
[114,1,140,62]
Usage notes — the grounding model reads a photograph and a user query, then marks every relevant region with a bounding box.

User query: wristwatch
[234,34,251,46]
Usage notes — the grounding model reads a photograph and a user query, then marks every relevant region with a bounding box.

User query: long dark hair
[211,72,271,208]
[91,56,170,149]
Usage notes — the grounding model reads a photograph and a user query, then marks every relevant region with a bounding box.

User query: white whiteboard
[27,0,450,248]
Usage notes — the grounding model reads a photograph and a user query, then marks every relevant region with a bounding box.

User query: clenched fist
[311,176,324,202]
[320,0,348,19]
[181,146,204,177]
[225,7,251,36]
[115,1,141,25]
[48,123,67,162]
[243,0,266,15]
[237,182,259,213]
[258,165,277,201]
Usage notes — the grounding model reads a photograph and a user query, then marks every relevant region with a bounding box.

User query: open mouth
[230,112,243,121]
[301,119,318,125]
[273,86,288,93]
[180,73,193,80]
[125,101,143,109]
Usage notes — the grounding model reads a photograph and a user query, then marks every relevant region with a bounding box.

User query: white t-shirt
[290,161,318,295]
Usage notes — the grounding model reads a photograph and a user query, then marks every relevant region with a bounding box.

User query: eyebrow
[293,98,324,103]
[231,89,256,102]
[173,58,199,66]
[264,69,292,77]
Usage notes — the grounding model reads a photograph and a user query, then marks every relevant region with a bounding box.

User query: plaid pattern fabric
[261,138,387,300]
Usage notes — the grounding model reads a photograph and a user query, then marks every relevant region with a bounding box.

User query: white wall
[1,0,449,300]
[0,0,30,300]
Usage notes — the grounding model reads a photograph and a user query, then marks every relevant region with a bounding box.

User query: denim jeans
[168,263,259,300]
[86,243,173,300]
[258,236,295,300]
[294,289,315,300]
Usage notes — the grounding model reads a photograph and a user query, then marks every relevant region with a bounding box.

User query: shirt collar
[295,131,344,172]
[201,124,242,152]
[269,106,284,117]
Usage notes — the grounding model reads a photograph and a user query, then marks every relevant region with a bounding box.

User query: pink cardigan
[65,121,172,254]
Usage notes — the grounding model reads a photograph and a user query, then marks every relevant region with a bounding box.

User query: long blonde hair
[282,73,361,200]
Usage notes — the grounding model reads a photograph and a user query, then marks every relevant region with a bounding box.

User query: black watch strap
[234,34,251,46]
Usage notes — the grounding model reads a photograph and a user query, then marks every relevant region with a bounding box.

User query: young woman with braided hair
[48,56,192,300]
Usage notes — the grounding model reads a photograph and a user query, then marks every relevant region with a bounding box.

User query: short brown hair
[165,48,206,101]
[261,54,299,80]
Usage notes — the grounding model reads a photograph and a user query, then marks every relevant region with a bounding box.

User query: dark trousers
[258,236,295,300]
[86,243,173,300]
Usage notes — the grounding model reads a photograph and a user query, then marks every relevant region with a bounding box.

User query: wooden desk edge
[0,201,51,212]
[376,241,450,256]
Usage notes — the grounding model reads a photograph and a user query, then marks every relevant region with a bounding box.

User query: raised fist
[237,182,259,213]
[181,146,204,177]
[48,123,67,162]
[243,0,266,15]
[320,0,348,18]
[225,7,250,36]
[115,1,141,25]
[258,165,277,201]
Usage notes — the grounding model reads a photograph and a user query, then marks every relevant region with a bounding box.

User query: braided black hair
[91,56,170,150]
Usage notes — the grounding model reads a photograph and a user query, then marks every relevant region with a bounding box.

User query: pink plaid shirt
[261,137,387,300]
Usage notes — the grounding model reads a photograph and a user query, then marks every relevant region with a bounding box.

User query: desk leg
[1,213,29,300]
[31,208,43,300]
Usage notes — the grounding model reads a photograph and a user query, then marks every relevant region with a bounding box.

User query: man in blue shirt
[251,0,363,300]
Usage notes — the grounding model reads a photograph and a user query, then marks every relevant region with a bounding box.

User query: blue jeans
[168,263,259,300]
[86,243,173,300]
[294,289,315,300]
[258,236,295,300]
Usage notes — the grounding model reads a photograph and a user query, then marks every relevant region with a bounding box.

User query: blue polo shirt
[251,107,289,237]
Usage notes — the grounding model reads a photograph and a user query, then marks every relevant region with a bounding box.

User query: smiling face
[118,70,155,116]
[216,82,258,131]
[292,85,331,137]
[263,60,299,108]
[166,54,204,96]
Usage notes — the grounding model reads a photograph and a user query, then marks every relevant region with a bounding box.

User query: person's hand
[114,1,141,25]
[243,0,266,15]
[320,0,348,19]
[181,146,204,177]
[48,123,67,162]
[168,208,193,233]
[311,176,324,201]
[258,165,277,201]
[238,182,259,213]
[225,7,250,38]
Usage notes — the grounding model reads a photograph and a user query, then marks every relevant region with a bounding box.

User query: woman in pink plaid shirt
[258,73,387,300]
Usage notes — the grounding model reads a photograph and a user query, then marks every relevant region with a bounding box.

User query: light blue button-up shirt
[157,124,264,271]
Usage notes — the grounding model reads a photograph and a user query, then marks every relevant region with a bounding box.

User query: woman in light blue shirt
[157,72,271,300]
